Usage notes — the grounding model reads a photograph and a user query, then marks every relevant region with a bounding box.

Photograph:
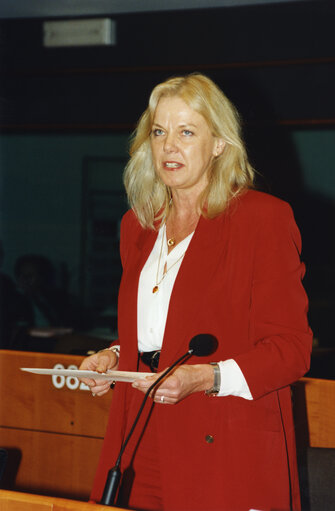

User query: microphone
[100,333,218,506]
[189,333,218,357]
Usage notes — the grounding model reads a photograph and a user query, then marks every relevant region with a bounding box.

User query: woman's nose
[163,133,178,152]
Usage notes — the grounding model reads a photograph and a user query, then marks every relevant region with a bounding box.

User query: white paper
[20,367,152,383]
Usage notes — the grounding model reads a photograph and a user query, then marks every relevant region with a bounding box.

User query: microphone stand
[100,349,193,506]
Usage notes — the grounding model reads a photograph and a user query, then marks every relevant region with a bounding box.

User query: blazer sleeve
[234,199,312,400]
[119,209,136,268]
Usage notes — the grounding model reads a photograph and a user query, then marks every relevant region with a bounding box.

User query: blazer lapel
[159,212,230,367]
[118,225,158,370]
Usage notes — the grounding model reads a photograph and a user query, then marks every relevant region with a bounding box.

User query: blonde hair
[123,73,254,229]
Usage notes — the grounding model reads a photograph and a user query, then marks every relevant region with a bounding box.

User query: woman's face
[150,96,224,198]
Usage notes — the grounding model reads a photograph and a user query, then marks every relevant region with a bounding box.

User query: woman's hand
[131,364,214,404]
[79,350,118,397]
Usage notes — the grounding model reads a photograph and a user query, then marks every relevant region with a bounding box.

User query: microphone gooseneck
[100,333,218,506]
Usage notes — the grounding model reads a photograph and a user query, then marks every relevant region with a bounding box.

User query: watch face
[205,389,219,396]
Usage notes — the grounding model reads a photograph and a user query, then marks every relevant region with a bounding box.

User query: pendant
[152,285,159,293]
[167,237,175,247]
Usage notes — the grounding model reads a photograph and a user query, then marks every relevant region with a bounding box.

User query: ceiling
[0,0,310,19]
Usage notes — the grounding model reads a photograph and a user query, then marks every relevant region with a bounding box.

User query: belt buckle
[150,350,161,372]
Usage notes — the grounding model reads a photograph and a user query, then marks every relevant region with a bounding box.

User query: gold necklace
[167,198,175,246]
[166,215,199,249]
[152,225,186,294]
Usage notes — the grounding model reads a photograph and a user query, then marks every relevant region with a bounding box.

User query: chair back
[0,448,8,481]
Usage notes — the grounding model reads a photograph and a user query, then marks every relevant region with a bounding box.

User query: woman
[80,73,312,511]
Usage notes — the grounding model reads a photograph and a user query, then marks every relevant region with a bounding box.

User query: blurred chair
[299,447,335,511]
[0,448,8,482]
[293,377,335,511]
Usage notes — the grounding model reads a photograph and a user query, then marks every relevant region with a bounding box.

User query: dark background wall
[1,1,334,127]
[0,0,334,375]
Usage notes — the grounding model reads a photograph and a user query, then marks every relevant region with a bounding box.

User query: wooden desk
[293,376,335,448]
[1,351,334,503]
[0,350,112,500]
[0,489,127,510]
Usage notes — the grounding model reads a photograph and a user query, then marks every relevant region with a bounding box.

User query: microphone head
[189,334,218,357]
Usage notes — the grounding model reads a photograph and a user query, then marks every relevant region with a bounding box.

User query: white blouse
[136,224,253,399]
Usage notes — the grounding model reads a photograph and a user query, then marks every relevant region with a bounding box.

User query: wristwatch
[99,345,120,360]
[205,362,221,396]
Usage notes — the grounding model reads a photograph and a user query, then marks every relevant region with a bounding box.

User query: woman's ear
[214,138,225,157]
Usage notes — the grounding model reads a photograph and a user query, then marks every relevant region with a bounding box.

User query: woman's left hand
[132,364,214,404]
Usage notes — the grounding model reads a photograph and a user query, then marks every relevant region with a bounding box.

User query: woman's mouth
[163,161,184,170]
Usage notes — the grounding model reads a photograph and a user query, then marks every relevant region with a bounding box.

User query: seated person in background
[13,254,75,349]
[0,271,21,349]
[0,240,22,349]
[15,254,64,328]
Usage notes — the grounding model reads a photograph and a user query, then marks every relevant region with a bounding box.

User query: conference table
[0,349,111,501]
[0,489,127,510]
[0,349,334,508]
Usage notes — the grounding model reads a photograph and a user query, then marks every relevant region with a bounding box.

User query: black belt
[139,350,161,372]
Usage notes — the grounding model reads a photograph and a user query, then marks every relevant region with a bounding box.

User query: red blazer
[91,190,312,511]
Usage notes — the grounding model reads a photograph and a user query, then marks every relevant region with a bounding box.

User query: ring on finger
[160,395,165,403]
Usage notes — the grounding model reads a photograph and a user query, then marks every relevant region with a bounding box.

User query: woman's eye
[152,128,164,136]
[182,129,193,136]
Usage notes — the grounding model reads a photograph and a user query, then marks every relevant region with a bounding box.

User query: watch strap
[205,362,221,396]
